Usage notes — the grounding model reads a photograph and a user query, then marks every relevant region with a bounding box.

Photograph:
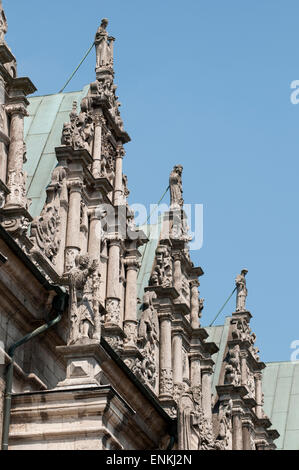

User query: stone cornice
[9,76,36,95]
[145,285,180,301]
[0,43,16,64]
[55,146,93,170]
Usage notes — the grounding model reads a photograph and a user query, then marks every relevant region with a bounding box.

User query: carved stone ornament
[105,298,120,325]
[169,165,184,210]
[198,297,204,319]
[66,254,101,345]
[0,1,7,43]
[6,169,29,210]
[61,100,94,152]
[95,18,115,70]
[177,386,215,450]
[215,400,233,450]
[171,210,192,241]
[160,368,173,395]
[136,291,159,389]
[224,345,241,386]
[123,321,137,348]
[0,189,5,209]
[246,366,256,399]
[235,268,248,312]
[149,245,173,288]
[231,316,258,356]
[30,166,67,264]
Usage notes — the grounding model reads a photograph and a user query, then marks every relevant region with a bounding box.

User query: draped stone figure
[235,268,248,312]
[95,18,115,69]
[177,386,215,450]
[67,255,100,345]
[215,400,233,450]
[169,165,184,209]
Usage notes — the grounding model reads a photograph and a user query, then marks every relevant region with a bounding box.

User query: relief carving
[0,2,7,43]
[105,298,120,325]
[30,166,67,264]
[235,269,248,312]
[66,254,101,345]
[160,368,173,395]
[95,18,115,70]
[149,245,173,288]
[224,345,241,386]
[215,400,233,450]
[169,165,184,210]
[177,386,215,450]
[61,100,94,152]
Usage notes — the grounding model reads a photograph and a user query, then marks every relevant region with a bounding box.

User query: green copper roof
[24,85,89,218]
[205,318,231,394]
[137,220,162,317]
[262,361,299,450]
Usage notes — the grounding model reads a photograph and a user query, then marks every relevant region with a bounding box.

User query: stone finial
[95,18,115,71]
[0,0,7,43]
[169,165,184,210]
[235,268,248,312]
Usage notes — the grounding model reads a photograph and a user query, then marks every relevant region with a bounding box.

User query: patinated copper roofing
[24,86,89,218]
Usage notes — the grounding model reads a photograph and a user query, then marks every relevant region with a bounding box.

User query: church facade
[0,3,288,450]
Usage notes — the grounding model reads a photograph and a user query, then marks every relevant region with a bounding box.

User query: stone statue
[95,19,115,69]
[177,386,215,450]
[235,268,248,312]
[67,254,101,345]
[149,246,173,288]
[139,291,159,347]
[215,400,233,450]
[198,297,204,319]
[224,345,241,386]
[0,1,7,43]
[137,291,159,389]
[30,166,67,264]
[169,165,184,210]
[61,100,94,152]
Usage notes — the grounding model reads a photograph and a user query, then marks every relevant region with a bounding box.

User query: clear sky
[4,0,299,362]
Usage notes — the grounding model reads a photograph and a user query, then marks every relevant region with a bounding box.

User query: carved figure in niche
[235,268,248,312]
[231,317,258,354]
[171,210,192,241]
[177,386,215,450]
[215,400,233,450]
[67,254,100,345]
[169,165,184,210]
[95,18,115,69]
[136,291,159,388]
[149,246,173,288]
[30,166,67,264]
[61,100,94,152]
[224,345,241,386]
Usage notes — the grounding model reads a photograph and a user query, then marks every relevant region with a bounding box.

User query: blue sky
[5,0,299,362]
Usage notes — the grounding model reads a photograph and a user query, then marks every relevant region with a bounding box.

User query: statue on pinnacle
[95,18,115,70]
[235,269,248,312]
[169,165,184,210]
